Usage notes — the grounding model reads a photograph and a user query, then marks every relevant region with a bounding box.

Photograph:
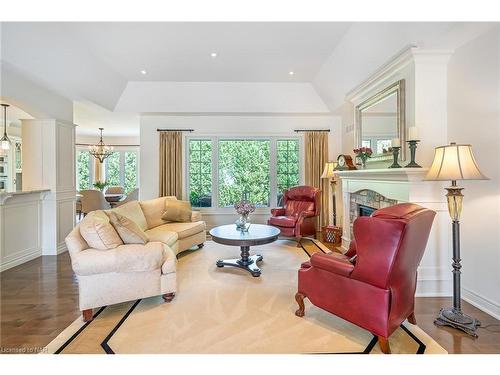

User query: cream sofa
[65,196,206,322]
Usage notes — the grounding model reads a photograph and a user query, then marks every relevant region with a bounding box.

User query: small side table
[321,225,342,247]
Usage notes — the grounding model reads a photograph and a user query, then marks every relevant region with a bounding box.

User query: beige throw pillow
[79,211,123,250]
[139,197,168,229]
[162,200,193,223]
[108,212,149,245]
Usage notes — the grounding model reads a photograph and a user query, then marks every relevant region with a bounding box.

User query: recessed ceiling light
[140,70,147,75]
[210,52,217,58]
[289,71,295,76]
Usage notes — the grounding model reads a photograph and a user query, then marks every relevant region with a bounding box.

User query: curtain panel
[304,131,329,229]
[94,158,104,183]
[159,131,183,199]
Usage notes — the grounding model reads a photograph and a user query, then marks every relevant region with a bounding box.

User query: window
[124,151,138,193]
[276,140,299,205]
[188,140,212,207]
[76,150,92,190]
[376,139,392,154]
[105,152,121,186]
[187,137,302,209]
[361,140,371,148]
[218,140,270,208]
[105,149,139,193]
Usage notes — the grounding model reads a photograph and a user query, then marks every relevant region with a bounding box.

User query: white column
[413,50,452,166]
[21,119,76,255]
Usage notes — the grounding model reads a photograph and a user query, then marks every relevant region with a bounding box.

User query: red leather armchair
[295,203,436,354]
[268,186,321,245]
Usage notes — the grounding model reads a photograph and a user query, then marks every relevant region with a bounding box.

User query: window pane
[376,139,392,154]
[124,151,138,193]
[218,140,270,208]
[76,151,91,190]
[188,140,212,207]
[105,152,121,186]
[276,139,300,205]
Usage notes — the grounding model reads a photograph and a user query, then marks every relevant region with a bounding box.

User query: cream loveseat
[65,196,206,322]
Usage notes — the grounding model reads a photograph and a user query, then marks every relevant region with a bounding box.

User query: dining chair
[80,189,111,215]
[113,188,139,207]
[76,193,83,220]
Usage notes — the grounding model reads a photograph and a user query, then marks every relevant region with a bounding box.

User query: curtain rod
[76,143,140,147]
[157,128,194,132]
[293,129,330,133]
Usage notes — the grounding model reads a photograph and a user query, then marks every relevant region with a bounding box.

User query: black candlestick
[405,140,422,168]
[388,146,402,168]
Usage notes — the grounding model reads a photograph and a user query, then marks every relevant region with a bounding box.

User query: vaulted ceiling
[1,21,496,136]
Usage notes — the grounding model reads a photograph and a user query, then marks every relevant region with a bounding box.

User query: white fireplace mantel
[334,167,452,297]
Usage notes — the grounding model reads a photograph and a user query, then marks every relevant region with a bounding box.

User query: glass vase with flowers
[353,147,373,168]
[234,200,256,232]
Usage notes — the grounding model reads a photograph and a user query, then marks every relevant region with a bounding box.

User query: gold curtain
[304,131,329,229]
[159,131,183,199]
[94,158,104,183]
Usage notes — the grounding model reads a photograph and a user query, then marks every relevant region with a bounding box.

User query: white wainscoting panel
[0,191,47,272]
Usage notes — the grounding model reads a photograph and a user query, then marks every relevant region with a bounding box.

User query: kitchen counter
[0,189,50,205]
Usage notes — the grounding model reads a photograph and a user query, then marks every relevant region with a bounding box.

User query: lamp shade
[425,143,488,181]
[321,161,337,179]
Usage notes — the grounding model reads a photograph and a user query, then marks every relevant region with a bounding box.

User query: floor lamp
[425,142,488,337]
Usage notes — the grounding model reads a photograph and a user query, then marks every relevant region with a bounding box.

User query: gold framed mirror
[355,79,406,162]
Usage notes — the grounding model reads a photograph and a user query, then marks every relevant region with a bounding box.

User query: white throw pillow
[79,210,123,250]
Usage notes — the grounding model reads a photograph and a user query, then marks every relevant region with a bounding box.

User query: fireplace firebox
[358,204,376,217]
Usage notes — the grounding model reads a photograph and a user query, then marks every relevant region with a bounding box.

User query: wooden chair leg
[162,293,176,302]
[82,309,93,322]
[296,237,302,247]
[408,312,417,325]
[295,292,306,317]
[377,336,391,354]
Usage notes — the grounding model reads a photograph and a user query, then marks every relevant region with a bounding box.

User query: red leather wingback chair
[295,203,436,354]
[268,186,321,245]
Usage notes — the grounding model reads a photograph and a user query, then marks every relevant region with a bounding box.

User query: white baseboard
[57,242,67,254]
[0,248,41,272]
[462,287,500,320]
[416,279,452,297]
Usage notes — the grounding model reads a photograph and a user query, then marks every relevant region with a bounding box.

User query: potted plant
[353,147,373,168]
[93,180,109,192]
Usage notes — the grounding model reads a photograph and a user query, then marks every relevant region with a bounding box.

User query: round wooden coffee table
[209,224,280,277]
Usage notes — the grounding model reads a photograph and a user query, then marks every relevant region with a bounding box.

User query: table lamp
[321,161,338,225]
[425,142,488,337]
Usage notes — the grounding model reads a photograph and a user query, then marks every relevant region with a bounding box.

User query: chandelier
[89,127,113,163]
[1,104,12,151]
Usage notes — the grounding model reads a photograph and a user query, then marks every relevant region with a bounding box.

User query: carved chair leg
[295,292,306,317]
[296,237,302,247]
[407,312,417,325]
[378,336,391,354]
[197,243,204,249]
[162,293,176,302]
[82,309,93,322]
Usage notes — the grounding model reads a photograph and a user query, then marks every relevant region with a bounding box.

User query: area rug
[45,239,447,354]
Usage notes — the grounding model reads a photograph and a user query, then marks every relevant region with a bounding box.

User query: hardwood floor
[1,252,499,354]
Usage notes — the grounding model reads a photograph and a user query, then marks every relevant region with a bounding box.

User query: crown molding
[345,45,453,103]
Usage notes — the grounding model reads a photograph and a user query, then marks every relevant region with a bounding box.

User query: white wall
[447,26,500,319]
[116,82,330,113]
[76,134,140,146]
[313,23,497,112]
[140,114,339,229]
[1,61,74,123]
